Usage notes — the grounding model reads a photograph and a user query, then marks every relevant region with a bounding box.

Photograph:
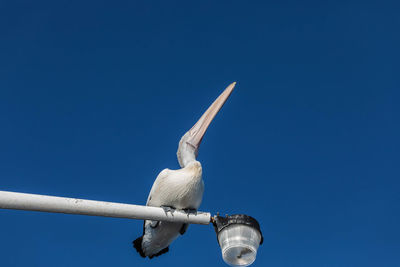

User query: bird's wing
[146,168,170,206]
[140,168,172,236]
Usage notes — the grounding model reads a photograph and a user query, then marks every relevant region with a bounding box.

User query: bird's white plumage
[146,161,204,209]
[141,161,204,256]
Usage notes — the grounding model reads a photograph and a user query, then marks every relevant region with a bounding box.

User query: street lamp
[0,190,263,266]
[213,214,263,266]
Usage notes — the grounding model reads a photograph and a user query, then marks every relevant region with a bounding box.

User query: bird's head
[177,82,236,167]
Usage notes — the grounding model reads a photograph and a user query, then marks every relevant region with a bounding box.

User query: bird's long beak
[186,82,236,149]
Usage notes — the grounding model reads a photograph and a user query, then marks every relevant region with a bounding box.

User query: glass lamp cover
[218,224,261,266]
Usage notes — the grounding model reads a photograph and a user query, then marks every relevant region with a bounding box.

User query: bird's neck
[177,141,198,168]
[180,153,196,168]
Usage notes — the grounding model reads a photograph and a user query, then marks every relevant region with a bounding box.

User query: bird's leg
[179,208,196,235]
[182,208,197,215]
[149,206,176,229]
[179,223,189,235]
[149,220,159,229]
[161,205,175,214]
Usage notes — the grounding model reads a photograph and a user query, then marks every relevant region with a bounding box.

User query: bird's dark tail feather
[132,236,170,259]
[133,236,146,258]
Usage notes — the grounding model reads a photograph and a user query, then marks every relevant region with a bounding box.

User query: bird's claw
[161,206,175,214]
[182,208,197,215]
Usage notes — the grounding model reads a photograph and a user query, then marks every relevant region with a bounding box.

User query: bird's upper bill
[186,82,236,150]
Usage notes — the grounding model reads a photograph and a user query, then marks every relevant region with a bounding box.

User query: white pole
[0,191,211,225]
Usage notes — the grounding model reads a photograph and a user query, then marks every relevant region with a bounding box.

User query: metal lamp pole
[0,190,211,224]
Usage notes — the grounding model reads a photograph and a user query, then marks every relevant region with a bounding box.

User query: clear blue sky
[0,1,399,266]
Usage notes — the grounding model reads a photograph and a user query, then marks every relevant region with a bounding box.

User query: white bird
[133,82,236,258]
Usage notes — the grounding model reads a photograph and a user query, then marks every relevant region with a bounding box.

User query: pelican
[133,82,236,258]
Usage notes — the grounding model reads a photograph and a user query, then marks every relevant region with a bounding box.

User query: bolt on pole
[0,190,211,225]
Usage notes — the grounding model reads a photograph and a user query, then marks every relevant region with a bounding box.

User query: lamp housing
[213,214,263,266]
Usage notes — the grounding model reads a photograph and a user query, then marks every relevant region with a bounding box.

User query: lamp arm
[0,190,211,225]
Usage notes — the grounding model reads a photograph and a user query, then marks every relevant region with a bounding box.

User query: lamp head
[213,214,263,266]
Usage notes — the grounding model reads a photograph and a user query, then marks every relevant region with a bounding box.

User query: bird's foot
[182,208,197,215]
[161,205,175,214]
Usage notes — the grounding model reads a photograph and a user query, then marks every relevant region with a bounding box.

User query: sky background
[0,1,399,266]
